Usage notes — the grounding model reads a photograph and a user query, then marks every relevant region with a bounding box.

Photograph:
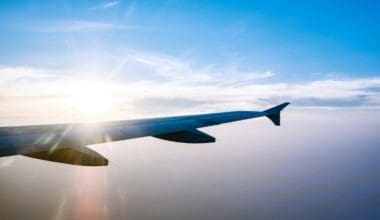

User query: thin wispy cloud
[126,51,274,85]
[24,20,157,33]
[90,1,120,10]
[28,20,124,32]
[125,1,136,16]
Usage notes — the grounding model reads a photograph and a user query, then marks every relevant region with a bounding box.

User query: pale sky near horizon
[1,109,379,219]
[0,1,379,219]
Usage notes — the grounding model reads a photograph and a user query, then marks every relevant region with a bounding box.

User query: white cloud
[117,51,380,109]
[0,50,380,123]
[90,1,120,10]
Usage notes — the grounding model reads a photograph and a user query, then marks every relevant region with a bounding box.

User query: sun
[68,81,117,119]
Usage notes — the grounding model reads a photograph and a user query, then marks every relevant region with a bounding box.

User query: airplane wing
[0,102,289,166]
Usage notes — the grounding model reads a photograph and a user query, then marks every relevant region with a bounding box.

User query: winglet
[263,102,290,126]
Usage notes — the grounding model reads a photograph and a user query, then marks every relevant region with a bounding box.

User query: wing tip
[264,102,290,126]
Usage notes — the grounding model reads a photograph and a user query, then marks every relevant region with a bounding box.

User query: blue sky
[0,0,379,122]
[1,2,380,219]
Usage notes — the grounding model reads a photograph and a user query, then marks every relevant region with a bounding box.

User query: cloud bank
[0,50,379,123]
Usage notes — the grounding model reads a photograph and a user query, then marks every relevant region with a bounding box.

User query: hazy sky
[1,110,379,220]
[0,1,379,219]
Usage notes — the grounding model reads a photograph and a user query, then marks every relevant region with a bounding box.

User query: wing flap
[21,146,108,166]
[153,129,215,143]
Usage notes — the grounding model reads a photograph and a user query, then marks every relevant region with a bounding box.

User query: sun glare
[68,81,117,119]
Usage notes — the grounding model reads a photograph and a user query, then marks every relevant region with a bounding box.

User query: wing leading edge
[0,102,289,166]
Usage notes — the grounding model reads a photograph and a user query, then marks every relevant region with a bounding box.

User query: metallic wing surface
[0,102,289,166]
